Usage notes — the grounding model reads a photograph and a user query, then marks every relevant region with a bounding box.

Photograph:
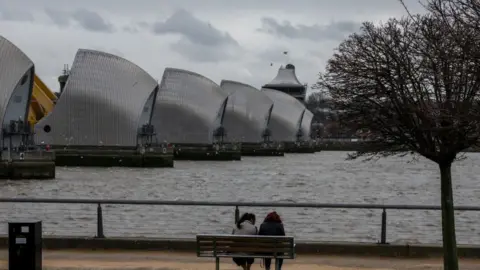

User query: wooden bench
[196,234,295,270]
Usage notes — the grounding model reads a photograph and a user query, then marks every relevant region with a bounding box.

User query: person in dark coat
[258,211,285,270]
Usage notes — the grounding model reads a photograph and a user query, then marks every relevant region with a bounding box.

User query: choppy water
[0,151,479,244]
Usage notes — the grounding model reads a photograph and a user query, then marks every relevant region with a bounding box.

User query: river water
[0,151,479,244]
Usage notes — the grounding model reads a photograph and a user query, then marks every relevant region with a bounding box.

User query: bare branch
[317,11,480,164]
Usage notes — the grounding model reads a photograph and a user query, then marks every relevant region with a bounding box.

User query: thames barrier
[7,33,476,269]
[0,35,318,178]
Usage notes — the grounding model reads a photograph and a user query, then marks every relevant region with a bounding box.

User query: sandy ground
[0,250,479,270]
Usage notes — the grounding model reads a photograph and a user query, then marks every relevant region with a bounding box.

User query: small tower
[58,64,70,94]
[262,64,307,103]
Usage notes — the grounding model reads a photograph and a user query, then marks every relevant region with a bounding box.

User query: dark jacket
[258,221,285,236]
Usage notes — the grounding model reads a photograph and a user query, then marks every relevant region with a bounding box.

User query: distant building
[262,64,307,104]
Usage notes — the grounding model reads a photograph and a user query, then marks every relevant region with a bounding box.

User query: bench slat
[198,243,291,249]
[198,246,291,252]
[198,235,293,239]
[196,234,295,260]
[198,242,292,248]
[199,247,292,252]
[197,237,294,243]
[199,253,294,259]
[198,240,293,245]
[214,248,292,253]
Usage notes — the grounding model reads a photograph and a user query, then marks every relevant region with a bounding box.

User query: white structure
[0,36,35,150]
[151,68,229,144]
[35,49,159,147]
[220,80,274,143]
[262,88,307,142]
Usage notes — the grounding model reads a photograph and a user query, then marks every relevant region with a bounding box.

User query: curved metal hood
[263,64,304,89]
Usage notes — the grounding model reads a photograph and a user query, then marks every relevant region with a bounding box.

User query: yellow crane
[28,74,57,127]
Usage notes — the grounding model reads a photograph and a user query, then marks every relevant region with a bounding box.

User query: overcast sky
[0,0,426,94]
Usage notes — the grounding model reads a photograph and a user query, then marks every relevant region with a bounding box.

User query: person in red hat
[258,211,286,270]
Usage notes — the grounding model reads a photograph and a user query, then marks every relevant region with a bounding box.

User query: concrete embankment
[0,160,55,179]
[241,142,284,156]
[0,150,56,179]
[173,143,241,161]
[54,148,174,167]
[2,250,480,270]
[1,236,479,258]
[284,142,316,153]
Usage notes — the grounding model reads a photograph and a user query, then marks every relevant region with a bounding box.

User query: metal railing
[2,198,479,244]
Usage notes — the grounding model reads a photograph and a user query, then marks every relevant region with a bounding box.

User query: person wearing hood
[258,211,285,270]
[232,212,257,270]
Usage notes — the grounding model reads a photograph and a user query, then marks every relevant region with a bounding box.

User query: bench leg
[216,257,220,270]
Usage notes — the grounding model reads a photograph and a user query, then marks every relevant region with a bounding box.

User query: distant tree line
[305,92,356,139]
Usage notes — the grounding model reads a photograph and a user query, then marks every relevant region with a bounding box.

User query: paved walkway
[0,250,479,270]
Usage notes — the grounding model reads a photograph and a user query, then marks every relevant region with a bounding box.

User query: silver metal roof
[301,109,314,140]
[263,65,304,88]
[0,36,34,146]
[34,49,158,147]
[151,68,228,144]
[261,88,307,142]
[220,80,274,143]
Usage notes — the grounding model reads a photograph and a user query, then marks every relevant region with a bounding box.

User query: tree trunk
[439,162,459,270]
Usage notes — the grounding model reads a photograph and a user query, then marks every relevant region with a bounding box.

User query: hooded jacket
[258,212,285,236]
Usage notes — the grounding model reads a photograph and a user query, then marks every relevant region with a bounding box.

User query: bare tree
[426,0,480,31]
[317,11,480,270]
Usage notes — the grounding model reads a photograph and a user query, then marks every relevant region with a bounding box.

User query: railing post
[379,208,387,244]
[96,203,105,238]
[235,206,240,223]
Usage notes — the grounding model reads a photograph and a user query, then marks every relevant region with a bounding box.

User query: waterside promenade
[3,197,480,244]
[3,198,480,269]
[0,250,479,270]
[1,236,479,258]
[0,198,480,270]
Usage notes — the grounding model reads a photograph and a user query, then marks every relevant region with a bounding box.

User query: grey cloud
[72,9,114,33]
[257,49,315,71]
[0,0,423,89]
[0,0,428,25]
[43,8,114,33]
[45,8,70,27]
[258,18,361,42]
[137,21,150,28]
[4,0,426,19]
[152,9,238,47]
[123,26,138,33]
[308,50,330,60]
[257,48,292,64]
[123,21,150,33]
[171,38,233,63]
[0,7,34,22]
[152,9,240,62]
